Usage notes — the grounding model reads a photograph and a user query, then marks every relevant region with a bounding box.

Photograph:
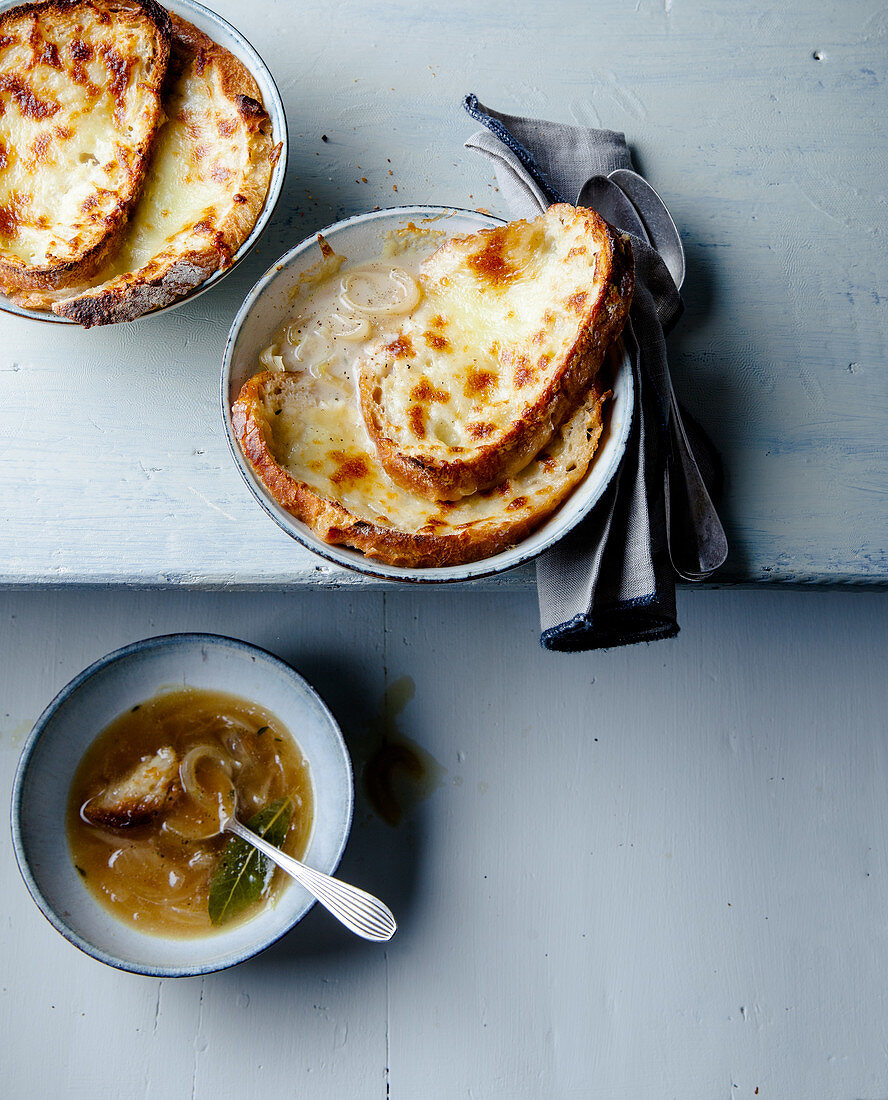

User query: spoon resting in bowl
[173,744,396,942]
[220,807,397,942]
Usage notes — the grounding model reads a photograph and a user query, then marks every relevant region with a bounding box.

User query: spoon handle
[579,174,728,581]
[664,377,729,581]
[227,818,397,942]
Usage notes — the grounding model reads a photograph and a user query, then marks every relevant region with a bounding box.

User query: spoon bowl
[609,168,687,289]
[579,175,648,240]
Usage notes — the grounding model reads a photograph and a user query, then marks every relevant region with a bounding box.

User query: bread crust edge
[232,371,608,570]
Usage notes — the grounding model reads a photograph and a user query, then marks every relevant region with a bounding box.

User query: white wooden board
[0,0,885,587]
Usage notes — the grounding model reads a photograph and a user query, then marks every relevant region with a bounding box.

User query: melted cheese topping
[265,369,597,536]
[252,231,604,537]
[89,43,263,279]
[0,6,164,267]
[362,213,604,458]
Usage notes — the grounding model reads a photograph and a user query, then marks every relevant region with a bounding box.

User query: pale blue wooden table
[0,0,884,588]
[3,5,888,1097]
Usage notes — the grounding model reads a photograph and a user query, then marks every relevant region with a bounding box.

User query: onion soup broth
[67,687,313,937]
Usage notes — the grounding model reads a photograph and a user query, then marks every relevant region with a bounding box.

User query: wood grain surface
[2,587,888,1098]
[0,0,885,587]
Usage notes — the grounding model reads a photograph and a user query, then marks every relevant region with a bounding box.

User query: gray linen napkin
[463,94,691,651]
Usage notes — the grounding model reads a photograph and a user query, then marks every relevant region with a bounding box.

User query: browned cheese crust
[232,369,609,569]
[0,0,171,291]
[47,12,275,325]
[159,11,273,258]
[359,205,634,501]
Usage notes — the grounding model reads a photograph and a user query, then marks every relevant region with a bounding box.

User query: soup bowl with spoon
[176,745,394,942]
[10,633,379,976]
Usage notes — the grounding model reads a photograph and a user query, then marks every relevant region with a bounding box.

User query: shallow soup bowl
[221,205,635,583]
[11,634,353,977]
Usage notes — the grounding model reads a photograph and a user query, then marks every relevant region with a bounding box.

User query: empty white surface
[0,0,886,586]
[2,587,887,1098]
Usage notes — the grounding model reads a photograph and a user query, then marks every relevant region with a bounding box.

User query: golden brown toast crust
[81,746,179,828]
[359,205,634,501]
[0,0,172,291]
[46,11,275,325]
[232,369,609,569]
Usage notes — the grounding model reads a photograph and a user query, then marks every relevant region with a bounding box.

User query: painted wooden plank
[3,588,888,1097]
[0,0,885,586]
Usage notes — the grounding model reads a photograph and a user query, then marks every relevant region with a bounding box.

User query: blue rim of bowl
[0,0,288,326]
[9,632,354,978]
[220,205,635,585]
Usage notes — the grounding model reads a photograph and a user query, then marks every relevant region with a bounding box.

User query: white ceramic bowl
[0,0,287,325]
[10,634,353,977]
[221,205,635,583]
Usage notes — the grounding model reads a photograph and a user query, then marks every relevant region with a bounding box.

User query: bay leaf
[207,797,292,926]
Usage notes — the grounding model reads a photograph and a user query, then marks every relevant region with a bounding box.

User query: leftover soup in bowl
[67,686,313,937]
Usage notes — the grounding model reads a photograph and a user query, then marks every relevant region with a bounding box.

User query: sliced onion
[289,326,333,367]
[162,745,235,839]
[179,745,231,810]
[107,844,197,903]
[220,726,257,769]
[328,312,372,341]
[155,903,210,934]
[218,716,260,736]
[340,266,421,316]
[259,344,286,372]
[187,848,217,872]
[240,769,273,812]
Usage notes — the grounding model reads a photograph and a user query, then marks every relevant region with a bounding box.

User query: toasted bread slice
[358,204,633,501]
[232,364,610,569]
[82,746,179,828]
[0,0,171,292]
[15,13,277,325]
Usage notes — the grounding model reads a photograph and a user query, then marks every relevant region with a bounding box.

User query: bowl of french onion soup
[11,634,353,976]
[221,205,635,583]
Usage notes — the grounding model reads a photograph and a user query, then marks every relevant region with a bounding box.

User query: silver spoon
[580,175,645,251]
[222,809,397,942]
[578,176,728,581]
[608,168,686,290]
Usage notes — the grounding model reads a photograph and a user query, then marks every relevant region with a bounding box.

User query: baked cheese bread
[0,0,171,292]
[18,12,276,325]
[358,204,633,501]
[232,364,611,569]
[82,746,179,828]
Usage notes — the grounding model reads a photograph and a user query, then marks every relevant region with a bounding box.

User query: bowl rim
[0,0,288,326]
[10,632,354,977]
[220,204,635,585]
